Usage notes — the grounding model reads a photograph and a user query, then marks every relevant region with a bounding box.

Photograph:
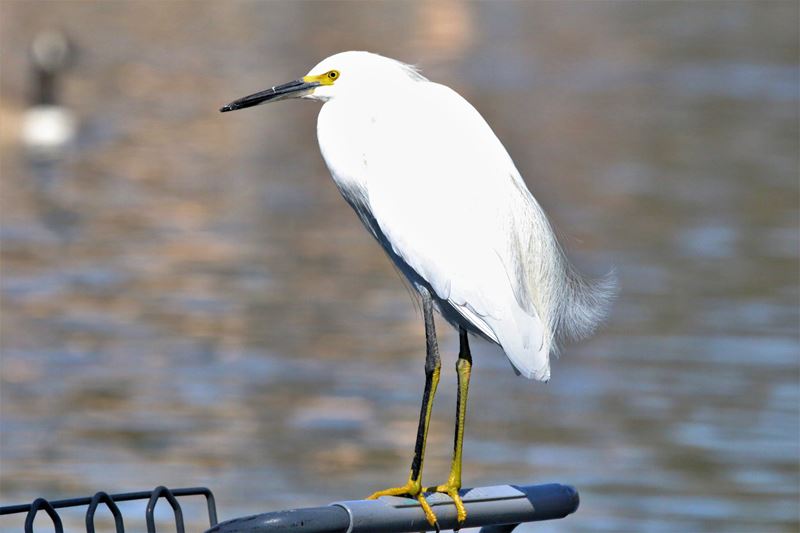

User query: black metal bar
[24,498,63,533]
[1,487,215,515]
[195,486,218,526]
[146,486,185,533]
[85,491,124,533]
[478,525,518,533]
[2,486,216,533]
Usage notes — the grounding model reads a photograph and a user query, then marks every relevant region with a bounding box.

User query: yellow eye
[327,70,339,80]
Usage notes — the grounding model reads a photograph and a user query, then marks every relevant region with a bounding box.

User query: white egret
[221,51,615,529]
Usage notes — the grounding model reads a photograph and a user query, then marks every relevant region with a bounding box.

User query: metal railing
[207,483,579,533]
[0,486,217,533]
[1,482,578,532]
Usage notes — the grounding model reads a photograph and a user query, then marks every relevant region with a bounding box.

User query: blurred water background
[1,1,798,532]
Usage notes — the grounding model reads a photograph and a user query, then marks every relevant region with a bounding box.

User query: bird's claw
[425,482,467,527]
[367,480,439,528]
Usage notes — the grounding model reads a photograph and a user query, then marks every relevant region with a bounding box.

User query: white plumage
[306,51,614,381]
[220,51,614,381]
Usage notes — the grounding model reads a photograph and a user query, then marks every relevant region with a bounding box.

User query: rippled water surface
[1,2,798,532]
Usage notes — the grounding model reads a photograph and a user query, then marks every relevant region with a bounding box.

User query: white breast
[317,97,373,207]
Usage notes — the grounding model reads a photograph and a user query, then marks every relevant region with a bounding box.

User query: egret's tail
[506,181,618,372]
[528,217,618,360]
[493,261,616,382]
[555,265,617,345]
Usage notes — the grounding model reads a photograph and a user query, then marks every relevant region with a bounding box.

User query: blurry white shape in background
[21,30,77,160]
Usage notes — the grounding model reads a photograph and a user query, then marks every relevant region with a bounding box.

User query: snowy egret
[221,51,614,528]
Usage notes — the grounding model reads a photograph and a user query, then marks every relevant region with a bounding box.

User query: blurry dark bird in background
[21,30,77,161]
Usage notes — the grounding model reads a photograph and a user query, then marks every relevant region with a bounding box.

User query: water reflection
[1,2,798,532]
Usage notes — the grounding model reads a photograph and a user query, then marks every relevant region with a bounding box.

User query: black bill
[220,79,319,112]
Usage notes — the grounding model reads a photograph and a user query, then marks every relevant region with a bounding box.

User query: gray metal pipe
[207,483,578,533]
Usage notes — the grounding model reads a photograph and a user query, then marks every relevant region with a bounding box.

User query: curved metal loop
[86,491,125,533]
[194,487,218,526]
[146,486,185,533]
[24,498,63,533]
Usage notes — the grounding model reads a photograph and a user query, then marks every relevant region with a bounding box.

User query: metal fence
[0,486,217,533]
[1,483,578,533]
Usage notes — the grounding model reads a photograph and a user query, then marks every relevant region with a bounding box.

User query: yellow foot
[426,482,467,526]
[367,480,439,528]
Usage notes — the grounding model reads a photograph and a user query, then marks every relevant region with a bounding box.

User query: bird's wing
[364,82,552,380]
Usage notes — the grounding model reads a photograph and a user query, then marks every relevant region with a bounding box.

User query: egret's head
[220,51,425,112]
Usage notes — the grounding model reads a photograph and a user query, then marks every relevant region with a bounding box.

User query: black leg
[410,286,442,481]
[366,286,442,528]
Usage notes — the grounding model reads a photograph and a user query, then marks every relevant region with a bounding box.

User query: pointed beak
[219,79,320,112]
